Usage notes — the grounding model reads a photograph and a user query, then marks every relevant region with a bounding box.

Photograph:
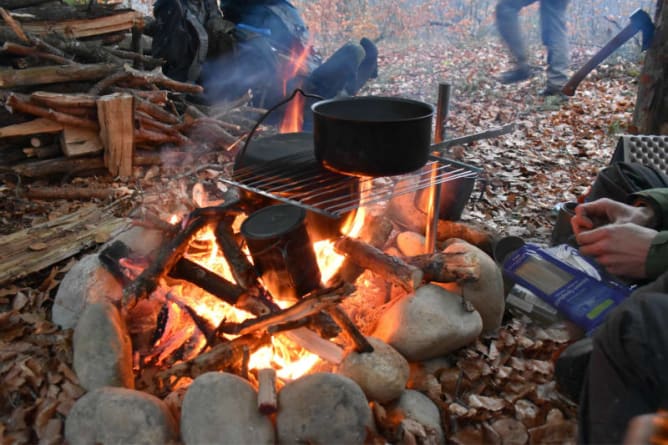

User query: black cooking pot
[312,96,434,177]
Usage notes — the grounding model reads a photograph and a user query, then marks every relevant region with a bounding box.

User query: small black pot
[312,96,433,177]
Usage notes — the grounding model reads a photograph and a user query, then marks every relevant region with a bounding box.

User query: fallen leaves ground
[0,35,638,444]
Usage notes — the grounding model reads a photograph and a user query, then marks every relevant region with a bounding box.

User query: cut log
[0,200,130,286]
[25,186,118,200]
[0,117,62,138]
[60,125,103,157]
[11,151,167,178]
[404,251,481,283]
[30,91,97,109]
[0,62,118,88]
[156,333,269,384]
[21,10,141,39]
[257,368,277,414]
[6,94,98,130]
[97,93,133,177]
[334,236,424,292]
[1,41,72,65]
[222,282,354,337]
[22,144,60,159]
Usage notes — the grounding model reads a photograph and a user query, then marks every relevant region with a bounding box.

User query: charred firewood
[334,236,423,292]
[168,257,245,306]
[122,216,209,309]
[219,282,354,337]
[214,217,258,290]
[327,305,373,353]
[155,333,270,385]
[403,251,480,283]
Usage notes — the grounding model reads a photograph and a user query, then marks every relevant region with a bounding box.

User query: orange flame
[279,41,313,134]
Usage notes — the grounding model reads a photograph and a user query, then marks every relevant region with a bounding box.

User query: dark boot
[498,66,533,84]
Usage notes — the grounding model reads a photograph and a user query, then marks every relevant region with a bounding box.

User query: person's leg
[579,284,668,444]
[496,0,537,82]
[539,0,570,92]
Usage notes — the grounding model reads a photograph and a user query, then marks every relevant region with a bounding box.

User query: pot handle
[237,88,324,160]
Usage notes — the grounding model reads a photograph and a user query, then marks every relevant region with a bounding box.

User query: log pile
[0,1,260,181]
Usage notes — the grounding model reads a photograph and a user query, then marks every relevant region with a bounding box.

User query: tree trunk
[633,1,668,134]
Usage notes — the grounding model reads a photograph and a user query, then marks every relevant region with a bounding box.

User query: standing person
[495,0,570,96]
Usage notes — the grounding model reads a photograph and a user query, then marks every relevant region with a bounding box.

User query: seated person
[150,0,378,110]
[568,189,668,444]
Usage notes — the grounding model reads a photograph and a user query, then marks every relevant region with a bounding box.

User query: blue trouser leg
[496,0,537,69]
[540,0,570,88]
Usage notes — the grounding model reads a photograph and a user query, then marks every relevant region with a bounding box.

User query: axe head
[630,8,654,50]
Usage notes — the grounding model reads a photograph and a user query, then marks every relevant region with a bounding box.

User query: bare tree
[633,0,668,134]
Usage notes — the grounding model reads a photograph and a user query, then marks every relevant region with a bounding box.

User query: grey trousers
[578,271,668,444]
[496,0,570,88]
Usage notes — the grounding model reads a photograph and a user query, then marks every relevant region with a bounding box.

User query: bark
[0,63,118,88]
[633,1,668,134]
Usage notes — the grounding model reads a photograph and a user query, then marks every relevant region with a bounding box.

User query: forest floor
[0,35,640,444]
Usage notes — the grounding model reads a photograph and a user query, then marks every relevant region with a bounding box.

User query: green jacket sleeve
[631,188,668,279]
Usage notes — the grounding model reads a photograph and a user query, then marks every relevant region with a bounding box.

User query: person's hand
[575,223,657,279]
[571,198,656,236]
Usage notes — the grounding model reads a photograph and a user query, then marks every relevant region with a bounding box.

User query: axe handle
[562,23,638,96]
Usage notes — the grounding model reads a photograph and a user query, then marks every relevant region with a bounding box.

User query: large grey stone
[337,337,409,403]
[373,283,483,361]
[180,372,275,445]
[65,387,178,445]
[276,372,373,445]
[73,301,134,391]
[52,253,121,329]
[439,239,505,333]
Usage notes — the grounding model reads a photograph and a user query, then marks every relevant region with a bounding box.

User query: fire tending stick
[425,82,451,254]
[327,305,373,353]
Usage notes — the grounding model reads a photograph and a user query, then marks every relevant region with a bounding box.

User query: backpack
[586,161,668,203]
[151,0,209,83]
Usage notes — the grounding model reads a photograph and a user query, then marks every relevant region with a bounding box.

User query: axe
[562,9,654,96]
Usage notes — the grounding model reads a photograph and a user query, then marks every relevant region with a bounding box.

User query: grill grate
[223,153,480,218]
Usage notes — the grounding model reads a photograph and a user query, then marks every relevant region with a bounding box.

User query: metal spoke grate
[223,153,480,218]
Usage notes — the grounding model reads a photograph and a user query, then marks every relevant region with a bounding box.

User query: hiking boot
[498,67,533,84]
[540,85,567,97]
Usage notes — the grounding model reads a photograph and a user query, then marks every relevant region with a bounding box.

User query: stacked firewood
[0,1,260,180]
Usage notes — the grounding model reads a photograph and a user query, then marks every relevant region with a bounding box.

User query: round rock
[65,387,178,445]
[181,372,275,445]
[276,372,373,445]
[373,283,483,361]
[73,301,134,390]
[52,253,122,329]
[439,239,505,333]
[337,337,409,403]
[386,389,444,444]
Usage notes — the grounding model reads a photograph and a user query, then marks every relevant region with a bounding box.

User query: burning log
[327,305,373,353]
[257,368,277,414]
[221,282,354,337]
[334,236,423,292]
[168,257,245,306]
[403,251,480,283]
[123,201,241,308]
[155,333,270,385]
[214,219,259,290]
[122,216,209,308]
